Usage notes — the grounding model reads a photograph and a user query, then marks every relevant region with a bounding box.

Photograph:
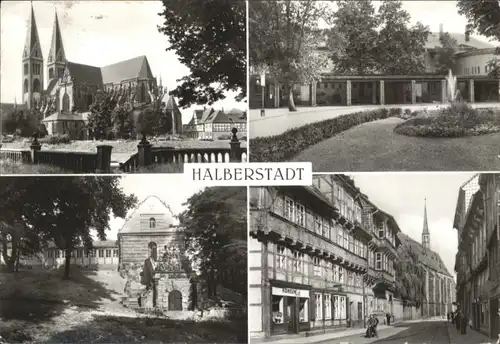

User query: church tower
[22,3,44,109]
[47,10,67,81]
[422,197,430,250]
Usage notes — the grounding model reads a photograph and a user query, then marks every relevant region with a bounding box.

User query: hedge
[250,108,400,162]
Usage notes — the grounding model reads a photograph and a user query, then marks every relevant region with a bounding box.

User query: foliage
[0,160,72,175]
[111,103,134,139]
[136,163,184,174]
[136,107,158,138]
[155,107,173,135]
[39,134,71,145]
[435,32,459,75]
[88,95,118,140]
[394,103,500,137]
[0,177,137,278]
[249,108,392,162]
[180,187,247,297]
[457,0,500,78]
[158,0,246,107]
[2,108,45,137]
[327,0,430,75]
[249,0,329,111]
[394,242,426,307]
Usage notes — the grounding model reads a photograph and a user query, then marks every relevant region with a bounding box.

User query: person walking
[456,309,461,332]
[461,311,468,335]
[386,313,391,326]
[451,310,455,324]
[447,312,450,323]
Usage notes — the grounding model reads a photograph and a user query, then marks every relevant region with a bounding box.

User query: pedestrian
[447,312,450,323]
[451,311,455,324]
[456,309,461,332]
[386,312,391,326]
[365,315,373,338]
[461,311,467,335]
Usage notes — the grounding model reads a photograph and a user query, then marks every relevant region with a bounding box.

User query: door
[168,290,183,310]
[490,298,498,338]
[358,302,363,323]
[287,297,298,334]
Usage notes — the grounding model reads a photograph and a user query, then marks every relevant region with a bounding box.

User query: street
[325,321,491,344]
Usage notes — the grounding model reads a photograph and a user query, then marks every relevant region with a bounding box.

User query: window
[24,79,28,93]
[375,252,382,270]
[24,63,28,75]
[315,216,322,234]
[149,218,156,228]
[106,249,111,258]
[55,250,60,258]
[349,234,354,252]
[340,296,346,319]
[378,225,385,239]
[113,249,119,257]
[338,227,344,246]
[315,293,323,320]
[322,218,329,238]
[293,251,304,274]
[325,294,332,320]
[344,230,349,248]
[354,239,359,256]
[330,222,337,241]
[334,296,339,319]
[295,203,305,226]
[333,264,338,282]
[284,197,294,221]
[313,256,321,276]
[62,250,66,258]
[277,245,286,269]
[272,296,284,324]
[347,271,353,285]
[339,266,344,283]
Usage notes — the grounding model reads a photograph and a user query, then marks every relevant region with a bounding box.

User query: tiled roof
[66,61,103,85]
[398,232,452,277]
[42,112,85,122]
[100,55,153,84]
[425,32,495,50]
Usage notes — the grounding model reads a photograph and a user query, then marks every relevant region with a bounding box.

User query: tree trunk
[288,86,297,112]
[63,246,72,279]
[3,234,18,273]
[15,241,21,272]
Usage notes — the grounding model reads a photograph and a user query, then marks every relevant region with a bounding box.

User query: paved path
[250,103,500,138]
[292,117,500,171]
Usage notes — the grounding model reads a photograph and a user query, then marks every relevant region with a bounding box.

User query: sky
[350,172,477,281]
[0,1,245,125]
[99,175,206,241]
[319,0,495,44]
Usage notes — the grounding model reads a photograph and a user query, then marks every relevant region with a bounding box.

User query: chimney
[439,23,443,40]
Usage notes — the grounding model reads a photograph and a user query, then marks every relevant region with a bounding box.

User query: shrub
[0,160,72,174]
[389,108,403,117]
[136,163,184,173]
[250,108,391,162]
[39,134,71,145]
[394,106,500,138]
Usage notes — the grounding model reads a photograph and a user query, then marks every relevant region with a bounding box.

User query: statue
[446,69,458,102]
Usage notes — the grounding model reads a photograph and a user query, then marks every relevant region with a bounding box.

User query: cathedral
[20,4,182,137]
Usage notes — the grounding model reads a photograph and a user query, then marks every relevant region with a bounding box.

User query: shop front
[271,285,311,336]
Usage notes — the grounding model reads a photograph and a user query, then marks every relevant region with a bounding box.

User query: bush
[394,104,500,138]
[39,134,71,145]
[0,160,72,174]
[136,163,184,173]
[250,108,391,162]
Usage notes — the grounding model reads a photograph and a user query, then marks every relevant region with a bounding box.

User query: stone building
[397,199,455,319]
[454,174,500,339]
[118,195,192,311]
[249,175,401,339]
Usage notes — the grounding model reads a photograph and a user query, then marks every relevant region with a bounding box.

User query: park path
[292,117,500,172]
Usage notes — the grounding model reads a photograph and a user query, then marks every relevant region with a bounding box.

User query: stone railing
[119,127,247,173]
[0,149,31,164]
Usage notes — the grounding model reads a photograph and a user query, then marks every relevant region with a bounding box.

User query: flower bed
[394,103,500,138]
[250,108,401,162]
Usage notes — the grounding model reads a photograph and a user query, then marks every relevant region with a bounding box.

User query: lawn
[0,268,247,343]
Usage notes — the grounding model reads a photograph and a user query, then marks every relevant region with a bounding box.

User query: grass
[0,160,74,174]
[394,102,500,137]
[0,268,247,343]
[249,108,400,162]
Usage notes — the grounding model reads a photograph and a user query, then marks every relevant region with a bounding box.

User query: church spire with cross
[422,197,430,250]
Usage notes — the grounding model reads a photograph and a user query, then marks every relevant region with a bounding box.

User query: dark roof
[100,55,153,84]
[398,232,452,277]
[66,61,103,85]
[187,109,204,126]
[425,32,495,50]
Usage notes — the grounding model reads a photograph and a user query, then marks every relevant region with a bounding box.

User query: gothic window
[24,79,28,93]
[62,92,70,112]
[33,79,41,93]
[149,217,156,228]
[24,63,28,75]
[148,242,158,261]
[49,68,54,79]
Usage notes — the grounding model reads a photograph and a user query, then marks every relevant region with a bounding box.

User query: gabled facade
[184,107,247,140]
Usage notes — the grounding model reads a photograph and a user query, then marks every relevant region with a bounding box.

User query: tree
[111,103,134,139]
[250,0,329,111]
[2,108,45,137]
[327,0,429,75]
[435,32,459,75]
[157,0,246,108]
[88,94,117,140]
[394,243,426,308]
[0,177,137,279]
[136,107,158,139]
[457,0,500,78]
[179,187,247,298]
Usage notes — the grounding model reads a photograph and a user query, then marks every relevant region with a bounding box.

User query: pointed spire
[23,2,43,60]
[423,197,429,235]
[48,10,66,66]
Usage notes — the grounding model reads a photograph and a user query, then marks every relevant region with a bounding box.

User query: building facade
[249,175,401,339]
[184,107,247,140]
[250,24,500,109]
[454,174,500,340]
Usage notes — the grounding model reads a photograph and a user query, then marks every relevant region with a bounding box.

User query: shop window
[272,296,284,324]
[299,298,309,323]
[295,203,305,226]
[277,245,286,269]
[325,294,332,320]
[315,293,323,320]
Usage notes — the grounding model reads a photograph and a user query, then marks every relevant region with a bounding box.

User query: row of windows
[464,65,495,76]
[212,123,247,132]
[47,248,118,258]
[280,196,367,259]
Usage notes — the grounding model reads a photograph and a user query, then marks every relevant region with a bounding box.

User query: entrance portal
[168,290,182,310]
[286,297,298,334]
